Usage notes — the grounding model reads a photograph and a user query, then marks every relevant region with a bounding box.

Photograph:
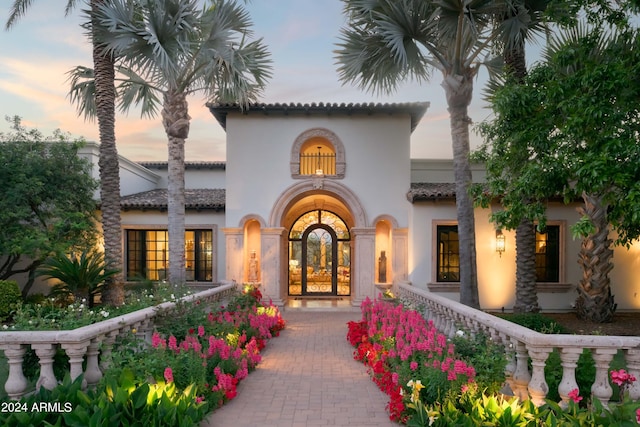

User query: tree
[335,0,521,308]
[475,0,550,313]
[477,26,640,322]
[7,0,126,306]
[72,0,272,284]
[0,117,99,297]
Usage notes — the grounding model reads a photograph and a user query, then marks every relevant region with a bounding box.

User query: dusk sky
[0,0,495,162]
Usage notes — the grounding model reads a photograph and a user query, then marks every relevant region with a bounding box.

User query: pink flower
[636,408,640,423]
[610,369,636,387]
[410,361,418,371]
[567,388,582,403]
[164,367,174,383]
[198,325,205,337]
[168,335,178,352]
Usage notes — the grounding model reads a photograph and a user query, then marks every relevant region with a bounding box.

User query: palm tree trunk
[162,90,190,285]
[92,0,124,306]
[575,192,616,322]
[513,219,539,313]
[442,73,480,309]
[504,20,539,314]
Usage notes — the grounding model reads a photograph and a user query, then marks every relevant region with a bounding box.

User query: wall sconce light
[496,229,506,257]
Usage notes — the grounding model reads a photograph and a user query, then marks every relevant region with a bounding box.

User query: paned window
[126,229,213,281]
[535,225,560,282]
[436,225,459,282]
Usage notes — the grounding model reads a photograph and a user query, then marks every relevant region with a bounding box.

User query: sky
[0,0,496,162]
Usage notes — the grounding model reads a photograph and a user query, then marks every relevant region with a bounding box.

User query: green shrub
[0,280,22,321]
[497,312,569,334]
[0,371,209,427]
[452,332,507,395]
[37,251,119,308]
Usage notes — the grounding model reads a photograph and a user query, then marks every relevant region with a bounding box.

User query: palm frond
[115,65,162,118]
[67,65,98,122]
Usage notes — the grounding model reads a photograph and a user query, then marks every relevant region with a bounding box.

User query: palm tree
[77,0,271,284]
[493,0,549,313]
[335,0,516,308]
[6,0,125,306]
[37,250,120,308]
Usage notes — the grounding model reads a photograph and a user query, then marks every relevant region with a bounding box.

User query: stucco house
[69,101,639,312]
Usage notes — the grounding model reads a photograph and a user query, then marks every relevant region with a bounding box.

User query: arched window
[299,138,335,175]
[290,128,346,179]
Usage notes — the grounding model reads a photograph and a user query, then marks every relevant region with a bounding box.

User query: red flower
[567,388,582,403]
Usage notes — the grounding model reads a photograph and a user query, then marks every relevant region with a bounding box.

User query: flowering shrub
[4,282,191,331]
[348,296,475,422]
[108,284,285,411]
[348,296,640,426]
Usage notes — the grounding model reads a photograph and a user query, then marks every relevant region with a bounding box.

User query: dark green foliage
[453,332,507,395]
[0,117,98,296]
[0,280,22,321]
[497,312,569,334]
[37,251,119,308]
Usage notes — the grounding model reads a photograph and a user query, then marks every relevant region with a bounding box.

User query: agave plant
[38,251,120,307]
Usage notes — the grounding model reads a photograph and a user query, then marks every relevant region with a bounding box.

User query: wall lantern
[496,229,506,257]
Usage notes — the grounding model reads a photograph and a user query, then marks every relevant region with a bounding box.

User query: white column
[351,227,376,306]
[261,228,287,306]
[392,228,408,283]
[223,228,243,283]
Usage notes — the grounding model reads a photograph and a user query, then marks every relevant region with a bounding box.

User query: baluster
[61,342,89,388]
[591,348,617,407]
[32,343,58,391]
[526,345,553,406]
[84,337,103,386]
[512,341,531,401]
[624,348,640,401]
[558,347,582,408]
[2,344,28,399]
[100,330,119,371]
[501,335,516,396]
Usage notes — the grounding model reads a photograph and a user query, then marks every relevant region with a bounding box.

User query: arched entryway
[288,209,350,296]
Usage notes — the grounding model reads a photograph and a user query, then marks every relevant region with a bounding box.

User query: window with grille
[126,229,213,281]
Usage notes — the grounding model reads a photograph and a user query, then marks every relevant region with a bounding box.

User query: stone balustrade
[397,282,640,407]
[0,282,236,399]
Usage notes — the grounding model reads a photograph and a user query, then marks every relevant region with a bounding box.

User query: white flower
[455,330,465,337]
[100,310,109,318]
[79,304,84,310]
[28,320,33,325]
[170,294,175,300]
[2,325,8,330]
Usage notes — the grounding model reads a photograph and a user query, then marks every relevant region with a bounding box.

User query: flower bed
[0,284,285,426]
[348,296,640,425]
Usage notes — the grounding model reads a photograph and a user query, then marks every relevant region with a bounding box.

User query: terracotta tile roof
[407,183,457,202]
[207,102,429,132]
[138,161,226,170]
[121,189,225,211]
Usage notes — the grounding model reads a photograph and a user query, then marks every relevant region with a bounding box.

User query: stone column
[351,227,376,307]
[261,227,287,306]
[392,228,408,283]
[223,228,243,283]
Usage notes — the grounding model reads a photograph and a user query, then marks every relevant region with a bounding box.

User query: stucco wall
[224,114,412,228]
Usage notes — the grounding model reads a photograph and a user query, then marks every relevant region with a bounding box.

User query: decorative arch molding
[237,214,267,228]
[269,179,367,229]
[371,214,400,229]
[290,127,346,179]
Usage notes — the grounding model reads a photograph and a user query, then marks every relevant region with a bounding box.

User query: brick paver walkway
[201,308,397,427]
